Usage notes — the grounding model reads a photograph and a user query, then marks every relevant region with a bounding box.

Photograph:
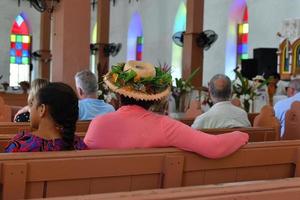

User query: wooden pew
[253,105,281,140]
[284,101,300,140]
[0,121,91,135]
[0,92,28,107]
[40,177,300,200]
[200,127,277,142]
[0,140,300,199]
[0,126,276,153]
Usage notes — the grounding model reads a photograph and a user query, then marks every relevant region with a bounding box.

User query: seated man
[75,70,115,120]
[274,79,300,137]
[191,74,251,129]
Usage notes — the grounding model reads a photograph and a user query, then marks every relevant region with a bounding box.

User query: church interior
[0,0,300,199]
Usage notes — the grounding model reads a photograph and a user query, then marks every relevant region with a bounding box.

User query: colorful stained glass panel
[243,23,249,34]
[22,50,29,57]
[10,56,16,64]
[22,43,29,50]
[10,35,16,42]
[16,42,22,50]
[16,35,22,42]
[10,49,16,56]
[22,35,30,43]
[16,57,22,64]
[136,45,143,53]
[241,54,248,60]
[22,57,29,64]
[242,34,248,43]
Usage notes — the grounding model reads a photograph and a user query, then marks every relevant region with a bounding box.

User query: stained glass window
[136,36,143,61]
[237,7,248,64]
[10,13,31,86]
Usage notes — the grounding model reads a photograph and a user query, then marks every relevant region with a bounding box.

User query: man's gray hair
[209,74,231,103]
[288,78,300,92]
[75,70,98,95]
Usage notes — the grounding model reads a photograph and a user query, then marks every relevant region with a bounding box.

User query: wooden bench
[40,177,300,200]
[284,101,300,140]
[0,121,91,135]
[0,126,277,153]
[0,140,300,199]
[0,92,28,107]
[200,127,277,142]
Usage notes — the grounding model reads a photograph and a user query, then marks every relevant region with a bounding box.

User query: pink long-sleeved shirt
[84,105,249,159]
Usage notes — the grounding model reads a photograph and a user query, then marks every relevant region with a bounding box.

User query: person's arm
[13,106,29,121]
[162,117,249,159]
[84,117,101,149]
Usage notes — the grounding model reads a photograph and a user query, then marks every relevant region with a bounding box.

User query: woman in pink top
[84,61,249,159]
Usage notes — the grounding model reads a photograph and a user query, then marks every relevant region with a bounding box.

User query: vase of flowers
[171,68,200,113]
[232,71,268,113]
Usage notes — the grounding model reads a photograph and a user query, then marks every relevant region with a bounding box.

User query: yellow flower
[134,75,141,82]
[112,73,118,83]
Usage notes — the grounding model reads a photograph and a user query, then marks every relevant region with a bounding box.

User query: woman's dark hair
[120,96,158,110]
[36,82,78,150]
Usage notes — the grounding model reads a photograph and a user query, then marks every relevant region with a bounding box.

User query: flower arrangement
[172,67,200,112]
[232,70,268,112]
[109,62,172,94]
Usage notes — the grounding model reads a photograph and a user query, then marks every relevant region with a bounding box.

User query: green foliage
[109,63,172,94]
[232,70,269,101]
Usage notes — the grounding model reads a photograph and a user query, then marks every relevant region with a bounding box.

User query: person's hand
[233,131,249,144]
[13,106,29,121]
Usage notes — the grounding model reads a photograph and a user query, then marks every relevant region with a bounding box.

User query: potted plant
[171,68,200,113]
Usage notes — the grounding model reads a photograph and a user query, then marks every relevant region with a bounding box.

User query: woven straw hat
[104,61,171,101]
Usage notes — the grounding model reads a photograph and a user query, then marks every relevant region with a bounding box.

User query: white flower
[104,94,112,102]
[244,94,250,100]
[97,90,103,96]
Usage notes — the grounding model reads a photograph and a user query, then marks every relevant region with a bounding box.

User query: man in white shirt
[274,79,300,137]
[192,74,251,129]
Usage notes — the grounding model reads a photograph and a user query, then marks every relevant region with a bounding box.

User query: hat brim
[104,75,171,101]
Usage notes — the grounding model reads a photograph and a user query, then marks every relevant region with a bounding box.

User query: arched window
[91,23,98,73]
[127,12,143,61]
[10,13,31,86]
[225,0,247,79]
[172,1,186,81]
[237,7,249,65]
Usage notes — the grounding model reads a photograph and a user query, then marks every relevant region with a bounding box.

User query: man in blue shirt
[274,79,300,137]
[75,70,115,120]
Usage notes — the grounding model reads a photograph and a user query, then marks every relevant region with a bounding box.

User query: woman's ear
[38,104,47,117]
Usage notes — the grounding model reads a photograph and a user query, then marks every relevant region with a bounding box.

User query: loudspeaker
[241,59,258,80]
[253,48,277,77]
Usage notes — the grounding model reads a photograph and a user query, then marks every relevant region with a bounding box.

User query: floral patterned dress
[5,132,87,152]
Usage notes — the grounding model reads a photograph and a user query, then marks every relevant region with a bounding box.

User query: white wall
[0,0,40,83]
[109,0,184,67]
[203,0,300,85]
[1,0,300,86]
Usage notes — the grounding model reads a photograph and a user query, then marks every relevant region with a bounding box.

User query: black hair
[36,82,78,150]
[120,96,157,110]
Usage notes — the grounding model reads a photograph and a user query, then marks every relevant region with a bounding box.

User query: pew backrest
[284,101,300,140]
[200,127,277,142]
[253,105,281,140]
[1,140,300,199]
[40,177,300,200]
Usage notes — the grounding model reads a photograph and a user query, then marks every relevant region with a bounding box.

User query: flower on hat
[104,61,172,101]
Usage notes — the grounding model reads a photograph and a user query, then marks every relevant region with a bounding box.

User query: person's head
[29,82,79,150]
[208,74,231,103]
[120,95,158,110]
[28,79,49,104]
[75,70,98,99]
[287,79,300,97]
[104,61,172,109]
